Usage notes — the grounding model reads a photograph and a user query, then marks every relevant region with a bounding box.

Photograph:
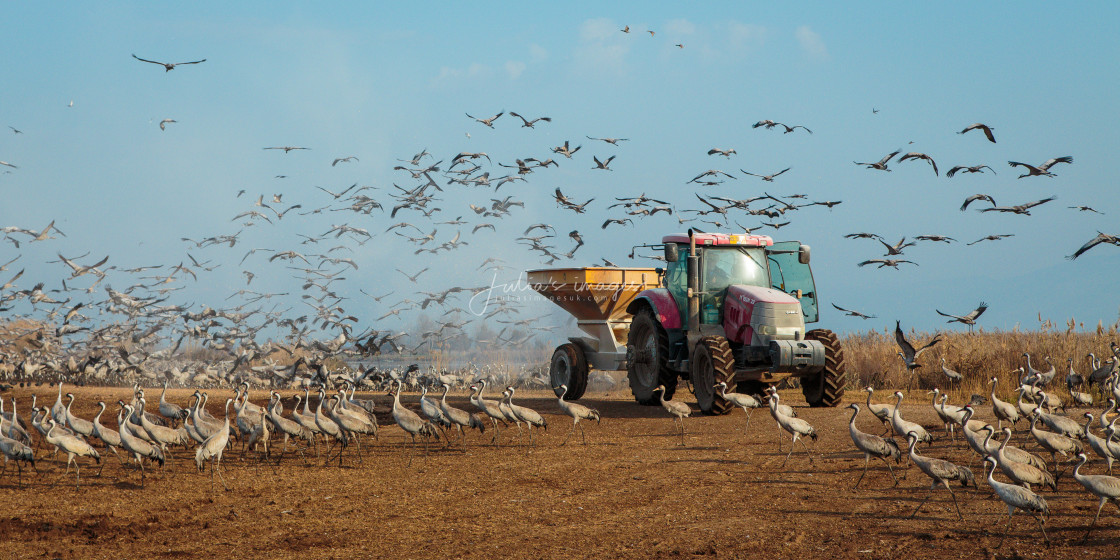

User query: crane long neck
[94,402,105,424]
[440,384,450,403]
[848,406,859,426]
[1074,454,1088,478]
[1097,398,1115,427]
[865,390,874,408]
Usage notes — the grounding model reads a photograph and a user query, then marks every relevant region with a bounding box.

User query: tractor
[528,229,845,413]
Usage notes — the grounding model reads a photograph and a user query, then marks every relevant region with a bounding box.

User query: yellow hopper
[526,267,661,398]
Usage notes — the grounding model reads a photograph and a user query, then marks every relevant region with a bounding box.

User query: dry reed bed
[842,322,1119,403]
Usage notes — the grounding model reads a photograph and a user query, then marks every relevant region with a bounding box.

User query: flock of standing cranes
[0,377,603,488]
[2,338,1120,548]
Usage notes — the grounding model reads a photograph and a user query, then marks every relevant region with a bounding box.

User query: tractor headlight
[756,324,777,336]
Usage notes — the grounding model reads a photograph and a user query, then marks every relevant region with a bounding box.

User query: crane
[194,397,233,490]
[158,381,183,422]
[906,432,974,520]
[654,385,691,446]
[891,392,931,447]
[389,379,439,467]
[989,377,1020,429]
[984,457,1050,547]
[1028,409,1083,473]
[43,417,100,489]
[554,384,600,446]
[767,388,817,466]
[863,387,895,436]
[714,382,763,432]
[991,427,1057,492]
[846,404,901,488]
[116,402,165,486]
[505,387,547,446]
[438,383,486,446]
[1071,453,1120,540]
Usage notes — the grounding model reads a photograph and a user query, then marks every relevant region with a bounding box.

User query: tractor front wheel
[550,343,589,400]
[691,336,736,415]
[801,329,846,407]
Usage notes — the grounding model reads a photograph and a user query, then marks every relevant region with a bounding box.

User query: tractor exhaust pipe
[686,229,700,333]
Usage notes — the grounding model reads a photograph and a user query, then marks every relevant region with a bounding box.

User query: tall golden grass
[842,317,1119,403]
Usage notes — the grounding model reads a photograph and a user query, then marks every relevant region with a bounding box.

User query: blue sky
[1,2,1118,347]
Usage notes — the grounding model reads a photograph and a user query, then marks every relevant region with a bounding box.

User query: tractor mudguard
[626,289,682,329]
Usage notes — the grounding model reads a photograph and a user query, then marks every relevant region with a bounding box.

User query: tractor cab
[661,232,818,325]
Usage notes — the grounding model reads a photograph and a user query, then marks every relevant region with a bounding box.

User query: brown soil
[0,385,1117,559]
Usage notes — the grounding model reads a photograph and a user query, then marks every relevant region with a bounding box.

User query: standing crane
[117,402,165,486]
[469,380,508,445]
[389,379,438,467]
[0,422,35,487]
[194,397,233,490]
[992,427,1057,492]
[43,417,100,489]
[891,392,932,446]
[62,393,94,438]
[554,384,600,446]
[654,385,691,446]
[90,401,124,465]
[984,457,1050,547]
[714,381,763,432]
[906,432,974,520]
[314,387,348,466]
[1029,408,1083,473]
[158,381,183,422]
[863,387,895,436]
[266,391,311,464]
[1084,412,1118,475]
[1071,453,1120,540]
[990,377,1020,429]
[846,404,901,488]
[768,388,818,466]
[505,386,547,446]
[438,383,485,446]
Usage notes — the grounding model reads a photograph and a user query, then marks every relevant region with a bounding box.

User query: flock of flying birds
[0,50,1118,390]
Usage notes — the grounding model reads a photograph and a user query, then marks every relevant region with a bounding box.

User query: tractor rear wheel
[550,343,589,400]
[802,329,846,407]
[691,336,736,415]
[627,308,676,405]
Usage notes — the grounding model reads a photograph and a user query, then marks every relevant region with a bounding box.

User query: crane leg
[560,423,573,446]
[909,484,936,518]
[884,458,899,486]
[216,457,229,491]
[854,455,870,489]
[781,435,798,468]
[678,417,686,446]
[946,483,963,520]
[580,421,588,445]
[1083,497,1108,541]
[744,409,753,433]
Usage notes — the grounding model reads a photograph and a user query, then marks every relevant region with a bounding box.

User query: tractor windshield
[700,247,768,322]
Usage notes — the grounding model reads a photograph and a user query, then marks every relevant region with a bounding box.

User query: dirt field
[1,384,1118,560]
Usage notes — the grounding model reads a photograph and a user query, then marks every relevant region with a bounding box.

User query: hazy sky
[1,2,1118,345]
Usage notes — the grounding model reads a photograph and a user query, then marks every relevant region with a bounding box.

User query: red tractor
[530,230,845,413]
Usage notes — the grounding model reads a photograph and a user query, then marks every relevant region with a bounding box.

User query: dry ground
[1,384,1118,560]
